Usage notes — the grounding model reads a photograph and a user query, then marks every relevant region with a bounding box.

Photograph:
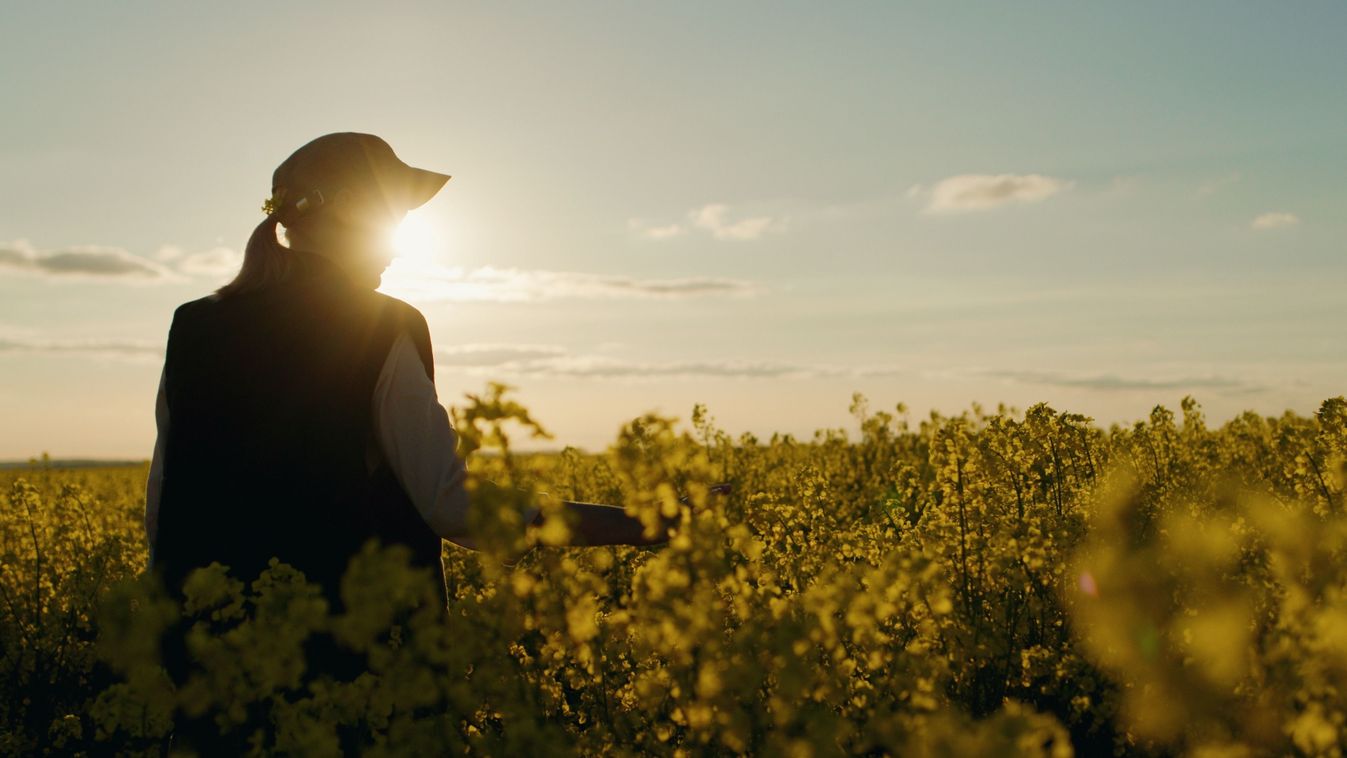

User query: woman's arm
[527,483,732,550]
[372,332,477,543]
[533,500,671,547]
[145,364,169,567]
[373,331,729,552]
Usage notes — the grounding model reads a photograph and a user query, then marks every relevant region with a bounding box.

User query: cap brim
[403,166,451,210]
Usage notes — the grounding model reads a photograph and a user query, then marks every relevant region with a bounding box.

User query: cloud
[689,204,778,240]
[922,174,1071,214]
[0,240,180,282]
[0,239,244,282]
[628,203,782,242]
[985,369,1259,393]
[1251,212,1300,230]
[627,220,685,240]
[0,334,163,362]
[1197,172,1241,197]
[379,259,758,303]
[520,356,810,379]
[442,352,810,379]
[434,344,568,367]
[432,343,904,381]
[175,246,243,277]
[0,324,906,380]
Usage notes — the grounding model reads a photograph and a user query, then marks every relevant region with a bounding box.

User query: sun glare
[392,211,441,263]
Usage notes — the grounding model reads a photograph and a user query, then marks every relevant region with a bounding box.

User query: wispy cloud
[1251,212,1300,230]
[0,325,905,380]
[0,240,181,282]
[433,343,903,380]
[626,220,685,240]
[689,204,778,240]
[919,173,1072,214]
[984,369,1260,393]
[511,356,811,379]
[1196,172,1241,197]
[379,260,758,303]
[628,203,782,242]
[0,334,163,362]
[435,344,568,367]
[175,246,242,277]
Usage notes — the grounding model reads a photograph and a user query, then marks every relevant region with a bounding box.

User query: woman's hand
[649,481,734,545]
[508,480,735,556]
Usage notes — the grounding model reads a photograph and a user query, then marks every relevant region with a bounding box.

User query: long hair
[214,215,297,299]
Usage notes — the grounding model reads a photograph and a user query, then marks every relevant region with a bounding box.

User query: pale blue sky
[2,2,1343,458]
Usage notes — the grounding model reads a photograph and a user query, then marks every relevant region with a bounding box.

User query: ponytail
[214,212,296,299]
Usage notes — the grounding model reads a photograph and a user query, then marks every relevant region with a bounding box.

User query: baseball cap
[268,132,450,223]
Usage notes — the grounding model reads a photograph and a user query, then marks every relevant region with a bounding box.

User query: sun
[391,211,441,263]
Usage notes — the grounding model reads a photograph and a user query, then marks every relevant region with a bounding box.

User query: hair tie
[261,187,289,219]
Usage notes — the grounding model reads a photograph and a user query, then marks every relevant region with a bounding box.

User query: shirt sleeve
[145,363,169,567]
[371,332,475,543]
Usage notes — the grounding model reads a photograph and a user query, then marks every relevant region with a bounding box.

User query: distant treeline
[0,458,148,470]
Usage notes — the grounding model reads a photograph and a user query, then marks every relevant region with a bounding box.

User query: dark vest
[153,249,447,608]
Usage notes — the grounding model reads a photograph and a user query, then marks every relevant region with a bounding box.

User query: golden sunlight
[391,210,442,263]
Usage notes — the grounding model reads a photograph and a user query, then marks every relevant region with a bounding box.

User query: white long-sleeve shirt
[145,331,506,562]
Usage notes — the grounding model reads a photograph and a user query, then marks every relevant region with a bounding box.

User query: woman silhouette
[144,133,684,608]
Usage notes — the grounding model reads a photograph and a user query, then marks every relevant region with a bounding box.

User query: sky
[2,1,1344,459]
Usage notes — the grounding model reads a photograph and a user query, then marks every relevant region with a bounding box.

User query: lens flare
[1078,570,1099,598]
